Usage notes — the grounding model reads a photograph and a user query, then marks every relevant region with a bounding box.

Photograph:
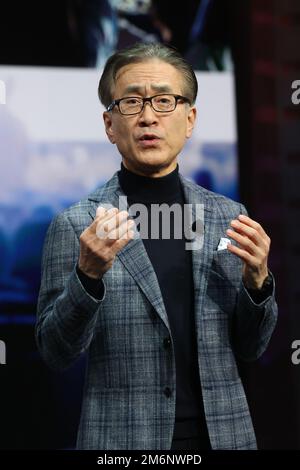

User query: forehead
[113,60,184,96]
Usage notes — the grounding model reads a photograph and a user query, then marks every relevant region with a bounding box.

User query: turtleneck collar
[117,161,182,204]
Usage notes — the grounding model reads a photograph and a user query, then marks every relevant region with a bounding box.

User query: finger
[227,242,255,264]
[229,219,270,253]
[237,214,268,238]
[226,228,257,255]
[93,207,120,235]
[111,228,135,254]
[227,230,266,264]
[230,220,261,246]
[226,229,267,260]
[90,207,119,232]
[111,210,130,228]
[107,219,135,240]
[96,210,129,238]
[96,206,107,219]
[100,207,120,224]
[100,210,129,230]
[100,218,133,241]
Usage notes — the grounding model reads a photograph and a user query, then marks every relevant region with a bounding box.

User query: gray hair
[98,43,198,109]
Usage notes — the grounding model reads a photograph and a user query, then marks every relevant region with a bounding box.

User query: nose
[138,101,158,126]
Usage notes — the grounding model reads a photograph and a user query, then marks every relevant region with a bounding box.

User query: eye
[155,96,172,105]
[122,97,141,105]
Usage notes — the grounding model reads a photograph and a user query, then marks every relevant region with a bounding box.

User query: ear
[186,106,196,139]
[103,111,116,144]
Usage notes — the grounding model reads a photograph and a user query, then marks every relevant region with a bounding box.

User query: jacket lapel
[179,176,215,328]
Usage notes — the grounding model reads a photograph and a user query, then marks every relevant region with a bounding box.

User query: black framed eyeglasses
[107,94,191,115]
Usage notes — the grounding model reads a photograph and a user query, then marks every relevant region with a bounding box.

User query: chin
[138,159,174,177]
[140,151,170,166]
[123,150,175,175]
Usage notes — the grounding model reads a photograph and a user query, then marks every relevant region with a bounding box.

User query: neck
[117,161,182,204]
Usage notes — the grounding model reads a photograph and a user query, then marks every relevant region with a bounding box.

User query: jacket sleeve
[35,212,106,371]
[231,204,278,361]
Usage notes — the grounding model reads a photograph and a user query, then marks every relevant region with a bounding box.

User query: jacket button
[164,387,172,398]
[163,336,171,349]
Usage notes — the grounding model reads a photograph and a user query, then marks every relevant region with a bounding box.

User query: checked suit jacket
[36,170,278,450]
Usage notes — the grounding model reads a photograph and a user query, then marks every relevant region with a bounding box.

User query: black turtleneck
[77,162,210,445]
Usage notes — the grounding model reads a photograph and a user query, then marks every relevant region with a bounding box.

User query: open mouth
[139,134,160,141]
[138,134,161,146]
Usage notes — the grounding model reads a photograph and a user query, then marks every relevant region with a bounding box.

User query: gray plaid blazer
[36,171,278,450]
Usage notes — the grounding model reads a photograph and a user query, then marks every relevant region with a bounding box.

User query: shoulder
[179,174,245,218]
[47,172,119,238]
[56,172,119,224]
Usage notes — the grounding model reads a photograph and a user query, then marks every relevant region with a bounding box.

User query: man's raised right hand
[78,206,135,280]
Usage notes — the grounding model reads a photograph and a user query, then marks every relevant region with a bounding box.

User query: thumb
[88,206,107,232]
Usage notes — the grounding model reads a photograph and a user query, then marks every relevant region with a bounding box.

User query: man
[36,43,277,450]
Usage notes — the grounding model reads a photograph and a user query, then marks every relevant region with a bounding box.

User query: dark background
[0,0,300,450]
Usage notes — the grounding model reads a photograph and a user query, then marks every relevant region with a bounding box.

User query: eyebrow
[123,84,174,95]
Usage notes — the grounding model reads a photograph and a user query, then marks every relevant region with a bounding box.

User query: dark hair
[98,43,198,109]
